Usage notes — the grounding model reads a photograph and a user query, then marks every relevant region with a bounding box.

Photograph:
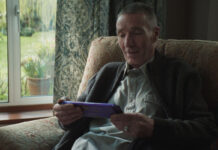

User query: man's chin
[127,60,141,68]
[127,53,139,58]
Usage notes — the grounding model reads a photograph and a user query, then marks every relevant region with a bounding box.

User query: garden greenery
[22,56,45,78]
[0,0,56,98]
[0,73,7,100]
[22,45,55,78]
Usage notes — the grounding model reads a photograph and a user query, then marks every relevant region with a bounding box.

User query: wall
[166,0,218,41]
[207,0,218,41]
[188,0,210,40]
[165,0,188,39]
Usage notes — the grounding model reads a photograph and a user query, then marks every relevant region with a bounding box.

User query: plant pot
[26,77,50,96]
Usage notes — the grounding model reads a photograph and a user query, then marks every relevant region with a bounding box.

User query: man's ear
[152,26,160,43]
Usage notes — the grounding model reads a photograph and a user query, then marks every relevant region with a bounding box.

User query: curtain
[54,0,109,102]
[54,0,166,103]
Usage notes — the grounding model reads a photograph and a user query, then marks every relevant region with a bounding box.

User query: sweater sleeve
[59,62,123,130]
[58,74,97,131]
[152,66,218,142]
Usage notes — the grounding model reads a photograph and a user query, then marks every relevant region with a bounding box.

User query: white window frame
[0,0,53,106]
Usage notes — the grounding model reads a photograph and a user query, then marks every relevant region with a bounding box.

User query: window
[0,0,8,103]
[0,0,57,106]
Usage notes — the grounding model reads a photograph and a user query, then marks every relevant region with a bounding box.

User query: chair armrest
[0,117,64,150]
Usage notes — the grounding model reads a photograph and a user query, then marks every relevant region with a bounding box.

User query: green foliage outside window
[21,45,55,78]
[0,73,7,100]
[0,0,56,99]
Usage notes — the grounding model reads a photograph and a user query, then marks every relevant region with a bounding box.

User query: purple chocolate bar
[60,101,123,118]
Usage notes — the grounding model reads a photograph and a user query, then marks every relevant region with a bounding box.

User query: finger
[55,109,82,118]
[53,103,67,112]
[57,110,83,125]
[111,114,127,122]
[53,103,82,114]
[111,114,133,125]
[61,116,82,125]
[57,99,65,104]
[53,104,83,125]
[60,114,83,125]
[111,115,129,131]
[112,121,124,130]
[55,106,83,119]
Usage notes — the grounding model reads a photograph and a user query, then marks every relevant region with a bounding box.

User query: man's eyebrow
[116,27,144,35]
[130,27,144,31]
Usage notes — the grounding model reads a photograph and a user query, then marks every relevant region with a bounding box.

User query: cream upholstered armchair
[0,36,217,150]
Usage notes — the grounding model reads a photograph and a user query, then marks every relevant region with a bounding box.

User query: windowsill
[0,104,53,125]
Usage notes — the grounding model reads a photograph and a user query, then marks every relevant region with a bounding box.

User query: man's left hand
[110,113,154,138]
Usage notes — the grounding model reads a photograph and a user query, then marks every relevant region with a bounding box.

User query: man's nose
[124,34,134,47]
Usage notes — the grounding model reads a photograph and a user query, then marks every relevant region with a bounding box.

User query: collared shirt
[71,59,165,150]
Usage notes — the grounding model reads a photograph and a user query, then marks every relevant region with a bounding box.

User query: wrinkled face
[116,13,159,68]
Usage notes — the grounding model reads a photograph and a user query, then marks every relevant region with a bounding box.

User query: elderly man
[53,2,217,150]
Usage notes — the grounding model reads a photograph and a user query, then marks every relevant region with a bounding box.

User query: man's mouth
[127,51,138,56]
[128,51,137,53]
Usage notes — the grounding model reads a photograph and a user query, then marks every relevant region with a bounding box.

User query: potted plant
[21,47,54,96]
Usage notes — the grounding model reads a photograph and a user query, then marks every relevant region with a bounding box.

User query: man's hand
[53,99,83,126]
[110,113,154,138]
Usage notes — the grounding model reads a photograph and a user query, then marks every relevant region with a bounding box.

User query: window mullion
[7,0,21,105]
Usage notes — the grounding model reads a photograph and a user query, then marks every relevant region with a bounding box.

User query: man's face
[116,13,159,68]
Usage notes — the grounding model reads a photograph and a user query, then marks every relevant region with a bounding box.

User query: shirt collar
[123,56,154,78]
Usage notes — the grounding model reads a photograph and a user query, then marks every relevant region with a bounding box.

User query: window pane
[0,0,8,102]
[20,0,56,97]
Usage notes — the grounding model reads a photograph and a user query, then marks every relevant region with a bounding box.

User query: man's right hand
[53,99,83,126]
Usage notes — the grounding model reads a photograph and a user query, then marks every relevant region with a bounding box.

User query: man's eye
[132,31,143,35]
[118,34,125,38]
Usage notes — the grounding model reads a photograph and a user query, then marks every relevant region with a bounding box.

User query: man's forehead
[116,13,150,33]
[116,26,144,34]
[117,13,148,23]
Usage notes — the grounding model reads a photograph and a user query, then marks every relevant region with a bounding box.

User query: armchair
[0,36,217,150]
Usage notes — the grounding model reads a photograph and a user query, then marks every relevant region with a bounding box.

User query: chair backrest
[78,36,218,113]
